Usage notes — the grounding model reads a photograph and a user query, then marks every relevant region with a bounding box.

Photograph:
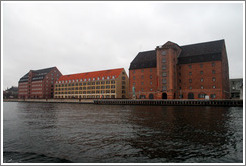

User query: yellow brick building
[54,68,128,99]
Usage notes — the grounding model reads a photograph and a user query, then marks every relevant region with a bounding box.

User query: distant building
[3,86,18,99]
[230,78,243,99]
[129,39,230,99]
[18,67,62,99]
[54,68,128,99]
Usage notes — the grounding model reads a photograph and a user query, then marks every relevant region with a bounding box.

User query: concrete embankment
[94,99,243,107]
[3,99,243,107]
[3,99,94,104]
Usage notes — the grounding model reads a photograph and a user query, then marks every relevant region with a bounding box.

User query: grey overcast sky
[2,1,244,90]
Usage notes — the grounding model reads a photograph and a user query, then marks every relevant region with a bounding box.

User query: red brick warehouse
[18,67,63,99]
[129,39,230,99]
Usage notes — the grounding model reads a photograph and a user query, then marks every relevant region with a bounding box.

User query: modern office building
[129,39,230,99]
[18,67,62,99]
[54,68,128,99]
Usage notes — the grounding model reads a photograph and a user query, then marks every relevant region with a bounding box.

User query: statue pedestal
[132,95,136,100]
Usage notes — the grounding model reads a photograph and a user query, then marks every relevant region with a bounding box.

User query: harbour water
[3,102,243,163]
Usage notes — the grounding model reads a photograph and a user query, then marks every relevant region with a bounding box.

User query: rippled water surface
[3,102,243,163]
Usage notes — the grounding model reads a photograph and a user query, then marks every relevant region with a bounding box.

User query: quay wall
[3,99,243,107]
[3,99,94,104]
[94,99,243,107]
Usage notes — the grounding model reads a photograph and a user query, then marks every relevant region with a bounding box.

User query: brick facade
[129,40,230,100]
[18,67,62,99]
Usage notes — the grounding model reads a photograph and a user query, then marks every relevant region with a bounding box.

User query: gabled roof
[178,39,224,64]
[57,68,124,82]
[19,67,56,83]
[179,39,224,57]
[129,39,225,69]
[129,50,156,70]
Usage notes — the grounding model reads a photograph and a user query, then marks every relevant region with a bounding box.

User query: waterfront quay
[3,99,243,107]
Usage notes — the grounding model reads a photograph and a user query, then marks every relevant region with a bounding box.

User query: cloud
[2,2,244,89]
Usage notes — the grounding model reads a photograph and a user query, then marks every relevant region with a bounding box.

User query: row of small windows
[55,95,116,99]
[57,76,116,84]
[55,90,116,94]
[56,80,115,87]
[187,70,216,76]
[187,62,215,69]
[188,85,216,89]
[187,78,216,83]
[132,68,153,74]
[56,85,116,90]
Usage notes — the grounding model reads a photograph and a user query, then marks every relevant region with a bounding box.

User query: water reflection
[3,103,243,163]
[127,106,241,162]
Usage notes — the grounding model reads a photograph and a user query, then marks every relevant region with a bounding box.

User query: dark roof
[179,39,224,57]
[178,39,224,64]
[129,39,225,69]
[6,86,18,92]
[19,67,56,83]
[129,50,156,70]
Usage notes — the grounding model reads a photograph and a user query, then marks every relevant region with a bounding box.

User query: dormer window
[102,77,104,80]
[107,76,110,79]
[93,78,95,81]
[97,77,100,80]
[76,79,79,82]
[84,78,87,81]
[88,78,91,81]
[72,80,75,82]
[80,79,83,82]
[112,76,115,79]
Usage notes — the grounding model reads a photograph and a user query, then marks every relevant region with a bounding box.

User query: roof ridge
[180,39,224,47]
[64,68,124,76]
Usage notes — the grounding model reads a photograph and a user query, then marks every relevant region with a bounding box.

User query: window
[200,71,203,74]
[189,79,192,83]
[107,76,110,80]
[212,70,216,74]
[93,78,95,81]
[133,70,135,74]
[189,86,192,90]
[198,93,205,98]
[210,94,216,99]
[201,85,204,89]
[141,69,144,73]
[162,86,167,91]
[179,80,181,83]
[161,51,166,55]
[162,78,167,84]
[122,76,125,80]
[200,64,203,68]
[189,72,192,76]
[112,76,115,79]
[162,65,166,70]
[212,62,215,67]
[213,85,216,89]
[133,76,135,80]
[150,81,152,85]
[162,72,167,77]
[150,69,152,72]
[162,58,166,63]
[201,78,204,82]
[141,75,144,79]
[188,65,192,69]
[141,82,144,85]
[150,75,152,79]
[212,77,216,82]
